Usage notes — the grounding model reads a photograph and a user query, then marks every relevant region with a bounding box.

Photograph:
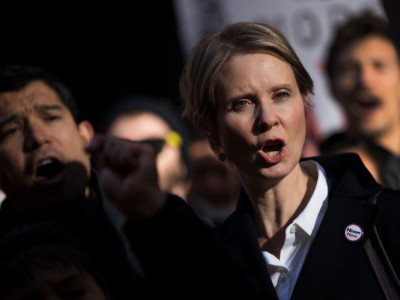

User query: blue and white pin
[344,224,364,242]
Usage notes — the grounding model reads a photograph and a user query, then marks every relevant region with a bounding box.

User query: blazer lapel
[291,194,381,299]
[220,210,279,299]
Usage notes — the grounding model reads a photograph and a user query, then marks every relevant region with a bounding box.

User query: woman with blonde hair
[179,21,400,299]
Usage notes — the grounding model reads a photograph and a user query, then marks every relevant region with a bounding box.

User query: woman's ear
[193,112,204,134]
[78,120,95,146]
[193,114,221,155]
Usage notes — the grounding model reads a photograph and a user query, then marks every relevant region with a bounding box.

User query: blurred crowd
[0,1,400,299]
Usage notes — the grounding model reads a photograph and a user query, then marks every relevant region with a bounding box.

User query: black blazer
[218,153,400,299]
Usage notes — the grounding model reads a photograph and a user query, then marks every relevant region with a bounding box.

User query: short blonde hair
[180,22,313,137]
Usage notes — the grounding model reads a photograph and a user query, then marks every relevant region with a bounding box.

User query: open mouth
[262,140,283,156]
[352,94,382,117]
[356,97,380,109]
[35,158,65,179]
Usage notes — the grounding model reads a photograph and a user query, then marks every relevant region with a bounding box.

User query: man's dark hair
[326,11,397,82]
[0,65,80,123]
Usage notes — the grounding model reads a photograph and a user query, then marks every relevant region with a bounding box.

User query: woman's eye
[275,92,289,100]
[231,100,249,110]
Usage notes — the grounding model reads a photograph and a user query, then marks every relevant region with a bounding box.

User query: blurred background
[0,0,385,139]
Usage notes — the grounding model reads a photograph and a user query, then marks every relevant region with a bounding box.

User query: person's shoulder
[304,152,382,196]
[319,131,355,154]
[303,151,363,167]
[373,189,400,236]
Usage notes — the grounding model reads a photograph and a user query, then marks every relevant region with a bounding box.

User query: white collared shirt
[262,161,328,300]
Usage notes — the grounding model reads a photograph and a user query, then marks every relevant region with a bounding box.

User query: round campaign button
[344,224,364,242]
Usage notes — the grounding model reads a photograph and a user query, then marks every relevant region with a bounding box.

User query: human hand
[86,134,166,222]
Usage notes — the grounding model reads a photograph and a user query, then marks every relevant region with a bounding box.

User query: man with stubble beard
[321,11,400,189]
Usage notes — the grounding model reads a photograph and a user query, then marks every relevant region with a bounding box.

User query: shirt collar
[293,161,328,238]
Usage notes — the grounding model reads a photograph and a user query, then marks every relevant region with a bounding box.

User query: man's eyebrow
[34,104,64,111]
[0,104,64,130]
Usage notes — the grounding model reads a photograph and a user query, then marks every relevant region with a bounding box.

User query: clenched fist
[86,134,167,222]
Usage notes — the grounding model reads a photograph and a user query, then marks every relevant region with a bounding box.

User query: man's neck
[348,126,400,157]
[377,129,400,156]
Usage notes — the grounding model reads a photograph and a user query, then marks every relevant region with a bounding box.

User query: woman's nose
[255,104,278,133]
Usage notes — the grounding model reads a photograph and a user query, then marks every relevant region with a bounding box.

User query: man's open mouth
[352,94,382,116]
[35,158,65,179]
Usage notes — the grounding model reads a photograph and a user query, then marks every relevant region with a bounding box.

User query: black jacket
[0,170,150,300]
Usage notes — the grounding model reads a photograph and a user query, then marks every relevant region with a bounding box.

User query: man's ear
[78,121,95,146]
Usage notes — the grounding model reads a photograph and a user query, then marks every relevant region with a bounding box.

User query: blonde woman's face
[214,53,307,181]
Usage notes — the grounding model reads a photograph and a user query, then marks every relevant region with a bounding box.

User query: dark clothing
[320,131,400,189]
[125,194,270,299]
[0,171,150,300]
[126,153,400,299]
[372,142,400,189]
[220,153,400,299]
[319,131,351,154]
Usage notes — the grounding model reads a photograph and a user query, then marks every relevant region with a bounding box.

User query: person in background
[0,222,111,300]
[302,107,322,158]
[100,95,191,202]
[187,132,240,226]
[321,11,400,189]
[0,65,149,299]
[98,95,192,276]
